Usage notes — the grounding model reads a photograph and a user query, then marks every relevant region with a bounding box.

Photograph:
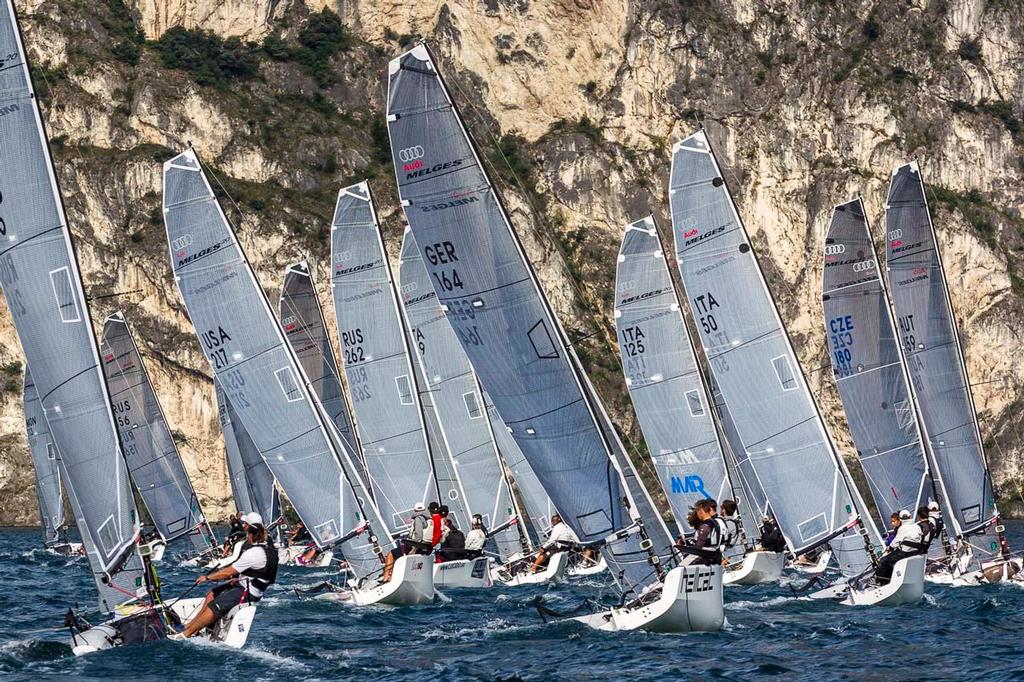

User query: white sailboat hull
[49,542,85,557]
[844,555,926,606]
[278,545,334,567]
[350,555,435,606]
[432,557,493,588]
[572,564,724,633]
[567,555,607,577]
[493,550,569,586]
[927,553,1023,586]
[790,549,832,574]
[723,550,784,585]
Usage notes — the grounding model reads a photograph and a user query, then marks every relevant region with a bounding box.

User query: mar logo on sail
[670,474,710,498]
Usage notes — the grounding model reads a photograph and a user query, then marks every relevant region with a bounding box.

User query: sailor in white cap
[875,509,922,585]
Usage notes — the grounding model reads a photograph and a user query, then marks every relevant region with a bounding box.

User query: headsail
[884,162,1003,561]
[399,228,527,559]
[279,262,361,458]
[162,149,394,578]
[23,366,65,547]
[614,216,734,535]
[669,129,880,578]
[822,199,931,527]
[100,312,217,555]
[387,43,674,595]
[215,379,280,525]
[330,182,442,535]
[0,0,144,612]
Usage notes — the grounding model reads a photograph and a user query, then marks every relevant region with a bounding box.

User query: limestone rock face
[2,0,1024,526]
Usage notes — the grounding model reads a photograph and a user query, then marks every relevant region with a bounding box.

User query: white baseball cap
[242,512,264,526]
[898,509,912,520]
[413,502,426,512]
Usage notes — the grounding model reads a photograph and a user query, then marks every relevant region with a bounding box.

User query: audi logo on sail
[888,229,903,241]
[824,244,845,255]
[399,146,425,162]
[852,260,874,272]
[173,234,193,250]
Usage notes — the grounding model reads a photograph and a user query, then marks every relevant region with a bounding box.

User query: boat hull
[567,555,607,577]
[791,549,832,574]
[845,555,926,606]
[279,545,334,567]
[493,550,569,586]
[432,557,492,588]
[168,597,257,648]
[723,551,784,585]
[572,564,724,633]
[350,554,435,606]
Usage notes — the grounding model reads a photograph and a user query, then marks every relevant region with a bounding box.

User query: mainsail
[100,312,217,555]
[330,182,442,534]
[162,149,393,578]
[399,228,527,559]
[669,129,879,578]
[215,380,280,525]
[884,162,1005,562]
[0,0,144,612]
[822,199,931,527]
[279,262,361,458]
[23,366,65,547]
[387,43,674,595]
[614,216,734,535]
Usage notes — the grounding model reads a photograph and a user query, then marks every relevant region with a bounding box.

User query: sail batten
[387,43,673,595]
[669,130,879,577]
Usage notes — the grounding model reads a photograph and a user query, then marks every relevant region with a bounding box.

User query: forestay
[101,313,217,555]
[215,380,280,525]
[279,263,361,458]
[387,43,674,595]
[614,216,733,535]
[330,182,440,535]
[400,229,526,559]
[885,162,1001,558]
[669,130,879,578]
[162,149,393,578]
[823,199,931,527]
[0,0,144,613]
[24,366,65,547]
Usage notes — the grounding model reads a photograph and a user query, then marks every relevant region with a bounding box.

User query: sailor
[426,502,442,549]
[677,499,724,566]
[757,516,786,553]
[530,513,578,573]
[287,520,312,546]
[437,505,452,546]
[875,509,922,585]
[719,499,742,552]
[465,515,487,559]
[437,518,466,562]
[172,519,278,639]
[927,501,944,539]
[884,512,901,548]
[915,506,935,552]
[404,502,432,555]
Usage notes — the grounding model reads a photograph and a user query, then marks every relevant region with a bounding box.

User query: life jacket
[720,516,741,549]
[910,519,934,553]
[679,517,723,565]
[930,513,944,538]
[237,542,279,596]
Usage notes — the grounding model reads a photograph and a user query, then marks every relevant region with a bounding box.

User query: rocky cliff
[2,0,1023,525]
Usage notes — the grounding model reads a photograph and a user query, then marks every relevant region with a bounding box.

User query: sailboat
[277,261,357,567]
[388,43,722,632]
[399,228,536,587]
[162,149,431,608]
[330,182,460,591]
[0,0,232,654]
[100,312,220,564]
[669,129,923,606]
[885,162,1019,584]
[22,367,83,556]
[614,216,784,585]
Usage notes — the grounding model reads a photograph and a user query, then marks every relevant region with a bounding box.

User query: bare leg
[531,550,548,573]
[182,606,218,637]
[380,551,395,583]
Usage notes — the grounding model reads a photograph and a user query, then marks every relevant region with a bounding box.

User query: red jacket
[431,513,443,546]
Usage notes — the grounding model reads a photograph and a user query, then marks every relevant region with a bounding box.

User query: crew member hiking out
[757,515,786,553]
[380,502,432,583]
[875,509,922,586]
[676,498,725,566]
[719,499,742,564]
[437,518,466,562]
[464,515,486,559]
[530,513,578,574]
[171,519,278,639]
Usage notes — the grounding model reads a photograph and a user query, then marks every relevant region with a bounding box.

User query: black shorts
[208,584,246,618]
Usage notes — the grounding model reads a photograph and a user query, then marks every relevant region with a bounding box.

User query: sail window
[314,519,339,542]
[462,391,483,419]
[797,513,828,543]
[395,375,414,405]
[274,367,303,402]
[49,267,81,323]
[96,515,118,556]
[46,443,57,460]
[961,504,981,525]
[685,390,705,417]
[528,320,559,359]
[771,355,798,391]
[894,399,915,430]
[577,508,614,537]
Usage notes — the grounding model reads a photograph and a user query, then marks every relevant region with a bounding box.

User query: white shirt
[466,528,487,551]
[233,545,269,597]
[543,521,578,549]
[890,520,922,553]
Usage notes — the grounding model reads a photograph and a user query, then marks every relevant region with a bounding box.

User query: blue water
[1,525,1023,681]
